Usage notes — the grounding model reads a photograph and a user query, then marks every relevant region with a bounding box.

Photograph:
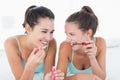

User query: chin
[72,47,78,51]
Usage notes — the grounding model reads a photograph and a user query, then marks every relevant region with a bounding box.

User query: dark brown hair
[23,5,55,33]
[66,6,98,36]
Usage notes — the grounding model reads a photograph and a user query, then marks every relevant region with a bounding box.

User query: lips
[41,41,48,48]
[38,40,48,48]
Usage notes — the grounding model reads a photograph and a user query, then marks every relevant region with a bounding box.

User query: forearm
[89,56,106,80]
[64,73,95,80]
[20,65,35,80]
[44,59,55,79]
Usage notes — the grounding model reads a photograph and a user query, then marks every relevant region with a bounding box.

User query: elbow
[92,73,106,80]
[101,72,106,80]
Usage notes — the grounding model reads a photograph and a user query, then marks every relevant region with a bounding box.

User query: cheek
[77,33,87,41]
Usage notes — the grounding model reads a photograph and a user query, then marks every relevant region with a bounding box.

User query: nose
[46,34,53,41]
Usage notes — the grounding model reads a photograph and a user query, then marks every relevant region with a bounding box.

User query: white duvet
[0,43,120,80]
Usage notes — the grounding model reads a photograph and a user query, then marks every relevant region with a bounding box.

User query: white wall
[0,0,120,48]
[0,1,120,79]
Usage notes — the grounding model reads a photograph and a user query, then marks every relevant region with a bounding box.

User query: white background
[0,0,120,49]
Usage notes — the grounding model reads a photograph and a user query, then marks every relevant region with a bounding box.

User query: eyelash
[42,31,47,33]
[69,33,74,36]
[41,31,54,34]
[50,31,54,34]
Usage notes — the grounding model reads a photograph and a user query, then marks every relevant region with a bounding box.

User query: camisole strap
[71,50,74,62]
[14,36,22,53]
[94,37,96,45]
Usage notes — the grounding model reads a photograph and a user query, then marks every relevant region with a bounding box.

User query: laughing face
[27,17,54,48]
[65,22,88,51]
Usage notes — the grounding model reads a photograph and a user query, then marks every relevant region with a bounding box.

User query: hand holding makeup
[52,66,56,80]
[73,41,91,46]
[34,48,39,54]
[47,66,64,80]
[83,41,97,58]
[34,43,47,54]
[26,47,45,69]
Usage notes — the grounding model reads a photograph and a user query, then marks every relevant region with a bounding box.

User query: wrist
[89,55,96,60]
[25,63,35,72]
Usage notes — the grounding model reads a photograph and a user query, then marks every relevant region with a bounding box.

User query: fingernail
[82,42,91,46]
[35,48,39,54]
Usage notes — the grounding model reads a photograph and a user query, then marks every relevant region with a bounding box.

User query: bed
[0,38,120,80]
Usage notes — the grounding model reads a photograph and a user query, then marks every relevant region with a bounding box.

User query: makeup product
[34,48,39,54]
[52,66,56,80]
[73,42,91,46]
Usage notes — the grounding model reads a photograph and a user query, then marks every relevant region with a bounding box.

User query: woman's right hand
[26,47,46,69]
[44,70,64,80]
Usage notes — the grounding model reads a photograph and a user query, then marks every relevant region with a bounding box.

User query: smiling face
[65,22,89,51]
[26,17,54,48]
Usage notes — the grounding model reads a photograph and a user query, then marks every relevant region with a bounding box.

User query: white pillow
[106,38,120,48]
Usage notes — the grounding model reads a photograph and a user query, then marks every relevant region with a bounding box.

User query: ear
[86,29,93,37]
[25,24,32,34]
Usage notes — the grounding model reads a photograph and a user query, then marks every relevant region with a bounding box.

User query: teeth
[42,42,48,44]
[43,45,47,49]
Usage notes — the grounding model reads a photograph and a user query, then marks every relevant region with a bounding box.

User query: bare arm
[44,38,57,76]
[4,38,26,80]
[90,37,106,80]
[4,37,45,80]
[57,41,72,76]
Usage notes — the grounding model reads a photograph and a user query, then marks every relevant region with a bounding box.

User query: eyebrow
[41,28,55,32]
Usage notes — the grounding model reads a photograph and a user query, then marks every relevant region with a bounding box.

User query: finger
[37,51,45,63]
[31,48,38,56]
[85,43,94,49]
[34,48,39,54]
[56,72,64,77]
[44,72,52,80]
[56,76,64,80]
[35,47,45,57]
[85,50,96,56]
[55,71,64,77]
[55,70,61,73]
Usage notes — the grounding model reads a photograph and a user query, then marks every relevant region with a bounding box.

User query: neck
[24,35,36,55]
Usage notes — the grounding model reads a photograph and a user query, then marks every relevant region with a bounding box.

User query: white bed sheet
[106,47,120,80]
[0,46,120,80]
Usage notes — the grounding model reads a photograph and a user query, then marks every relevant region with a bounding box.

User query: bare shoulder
[96,37,106,42]
[4,36,17,48]
[96,37,106,47]
[59,41,72,57]
[48,38,56,49]
[50,38,56,44]
[96,37,106,56]
[60,41,72,50]
[4,36,20,56]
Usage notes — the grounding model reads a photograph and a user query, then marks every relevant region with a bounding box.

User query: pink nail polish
[35,48,39,54]
[52,66,56,80]
[82,42,91,46]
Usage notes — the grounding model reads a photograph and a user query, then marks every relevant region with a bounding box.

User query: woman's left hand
[55,70,64,80]
[83,41,97,58]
